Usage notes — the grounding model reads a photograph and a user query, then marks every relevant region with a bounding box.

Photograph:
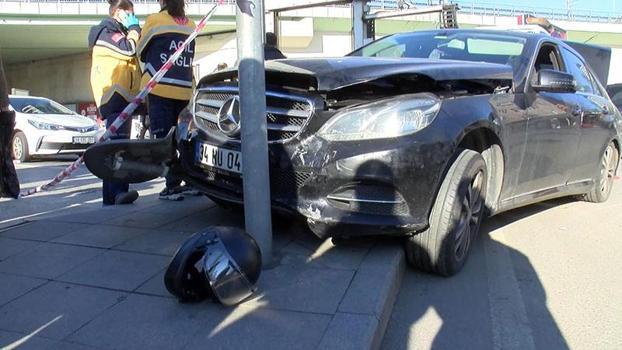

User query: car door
[560,47,618,184]
[517,42,581,196]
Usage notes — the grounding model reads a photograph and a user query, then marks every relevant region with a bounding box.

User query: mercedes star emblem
[217,97,241,137]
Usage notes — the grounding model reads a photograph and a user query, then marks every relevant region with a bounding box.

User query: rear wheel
[405,149,487,276]
[583,142,619,203]
[11,131,30,162]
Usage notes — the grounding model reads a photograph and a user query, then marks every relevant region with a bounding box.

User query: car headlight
[28,119,65,130]
[318,93,441,141]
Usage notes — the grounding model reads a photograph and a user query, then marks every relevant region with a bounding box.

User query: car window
[350,32,526,70]
[561,48,595,94]
[375,43,406,58]
[467,38,524,56]
[9,97,74,115]
[586,70,606,97]
[607,85,622,110]
[530,44,563,86]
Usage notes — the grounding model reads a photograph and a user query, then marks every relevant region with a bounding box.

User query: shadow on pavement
[1,160,165,226]
[382,197,573,350]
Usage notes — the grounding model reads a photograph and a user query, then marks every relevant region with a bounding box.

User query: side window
[530,44,563,86]
[561,48,595,94]
[587,70,606,97]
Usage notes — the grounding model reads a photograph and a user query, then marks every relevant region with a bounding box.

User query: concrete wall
[6,53,93,104]
[609,49,622,84]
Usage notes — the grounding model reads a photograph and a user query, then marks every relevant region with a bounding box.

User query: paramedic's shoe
[179,184,200,196]
[159,186,184,201]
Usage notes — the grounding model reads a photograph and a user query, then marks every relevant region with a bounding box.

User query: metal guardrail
[369,0,622,23]
[0,0,232,3]
[2,0,621,23]
[0,0,235,16]
[455,1,622,24]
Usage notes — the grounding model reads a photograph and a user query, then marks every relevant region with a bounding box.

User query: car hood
[204,57,513,91]
[20,113,96,128]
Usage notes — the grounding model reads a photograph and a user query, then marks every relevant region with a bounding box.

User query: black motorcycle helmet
[164,226,262,306]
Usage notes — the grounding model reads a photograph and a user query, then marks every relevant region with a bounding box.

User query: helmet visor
[200,238,256,306]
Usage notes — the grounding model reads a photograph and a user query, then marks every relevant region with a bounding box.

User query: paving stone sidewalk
[0,193,404,350]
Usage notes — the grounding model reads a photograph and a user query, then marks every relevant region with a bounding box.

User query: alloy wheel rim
[454,170,484,261]
[599,145,616,194]
[12,136,23,160]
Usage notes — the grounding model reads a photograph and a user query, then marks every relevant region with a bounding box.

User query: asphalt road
[382,182,622,350]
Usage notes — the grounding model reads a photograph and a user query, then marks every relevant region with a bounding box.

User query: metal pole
[236,0,272,267]
[352,0,366,50]
[273,11,280,43]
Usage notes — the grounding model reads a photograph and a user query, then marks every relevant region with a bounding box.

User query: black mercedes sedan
[88,29,622,276]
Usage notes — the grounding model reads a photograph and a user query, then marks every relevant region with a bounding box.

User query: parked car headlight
[318,93,441,141]
[28,119,65,131]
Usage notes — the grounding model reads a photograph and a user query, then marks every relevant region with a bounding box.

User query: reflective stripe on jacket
[88,18,141,117]
[137,11,196,101]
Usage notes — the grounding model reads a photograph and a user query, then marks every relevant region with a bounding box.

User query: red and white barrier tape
[20,3,221,197]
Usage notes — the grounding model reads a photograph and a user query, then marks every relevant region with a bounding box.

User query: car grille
[193,86,313,142]
[198,166,312,196]
[64,125,97,133]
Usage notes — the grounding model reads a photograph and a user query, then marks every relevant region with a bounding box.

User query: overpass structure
[2,0,622,104]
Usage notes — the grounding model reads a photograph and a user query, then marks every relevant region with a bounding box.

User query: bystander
[264,32,286,60]
[0,47,20,198]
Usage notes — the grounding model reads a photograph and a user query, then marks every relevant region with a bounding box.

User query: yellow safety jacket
[137,11,196,101]
[88,17,141,118]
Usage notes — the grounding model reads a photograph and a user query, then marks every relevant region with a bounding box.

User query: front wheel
[405,149,487,276]
[11,131,30,162]
[583,142,619,203]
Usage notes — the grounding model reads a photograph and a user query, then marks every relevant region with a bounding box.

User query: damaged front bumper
[177,126,453,239]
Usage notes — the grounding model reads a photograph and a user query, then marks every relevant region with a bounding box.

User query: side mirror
[532,69,577,93]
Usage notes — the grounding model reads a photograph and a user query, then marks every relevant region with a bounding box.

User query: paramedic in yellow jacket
[89,0,141,205]
[138,0,196,200]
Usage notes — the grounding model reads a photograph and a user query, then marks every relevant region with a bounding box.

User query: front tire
[583,142,619,203]
[11,131,30,162]
[405,149,487,276]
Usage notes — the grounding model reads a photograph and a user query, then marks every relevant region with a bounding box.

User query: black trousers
[102,113,131,205]
[0,110,19,198]
[148,94,188,189]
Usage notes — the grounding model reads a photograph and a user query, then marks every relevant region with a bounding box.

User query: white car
[10,95,104,162]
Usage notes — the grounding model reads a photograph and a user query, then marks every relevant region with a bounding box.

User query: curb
[317,244,405,350]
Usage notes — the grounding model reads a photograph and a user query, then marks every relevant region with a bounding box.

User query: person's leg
[148,94,183,199]
[147,94,179,139]
[166,99,190,189]
[0,111,20,198]
[103,113,136,205]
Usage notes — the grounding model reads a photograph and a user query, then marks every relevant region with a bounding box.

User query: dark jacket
[137,11,196,101]
[88,17,141,118]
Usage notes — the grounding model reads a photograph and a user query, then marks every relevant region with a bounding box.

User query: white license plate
[72,136,94,144]
[197,143,242,174]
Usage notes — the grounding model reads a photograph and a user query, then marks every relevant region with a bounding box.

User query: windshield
[9,97,75,115]
[349,31,526,70]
